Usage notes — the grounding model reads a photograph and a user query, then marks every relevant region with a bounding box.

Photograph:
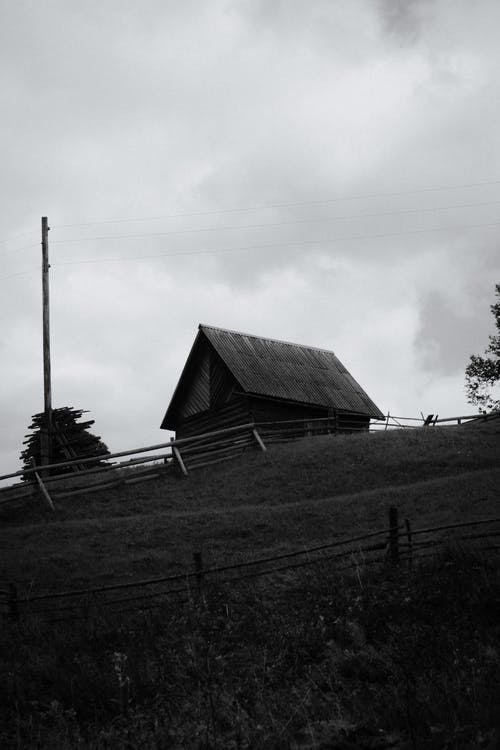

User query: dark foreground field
[1,424,499,748]
[1,552,500,749]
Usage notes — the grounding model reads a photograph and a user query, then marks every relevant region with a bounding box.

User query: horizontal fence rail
[1,410,498,509]
[2,510,499,624]
[0,422,267,507]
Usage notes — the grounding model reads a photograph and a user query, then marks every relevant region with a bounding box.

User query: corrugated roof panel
[200,325,384,418]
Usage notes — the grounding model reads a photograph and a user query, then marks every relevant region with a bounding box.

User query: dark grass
[0,425,499,592]
[4,425,500,521]
[1,425,499,748]
[1,549,499,749]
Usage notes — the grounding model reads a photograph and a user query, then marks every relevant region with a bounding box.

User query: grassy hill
[1,423,499,749]
[1,424,498,592]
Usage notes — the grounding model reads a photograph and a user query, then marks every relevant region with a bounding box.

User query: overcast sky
[1,0,499,477]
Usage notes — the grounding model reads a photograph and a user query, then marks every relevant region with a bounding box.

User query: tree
[464,283,500,412]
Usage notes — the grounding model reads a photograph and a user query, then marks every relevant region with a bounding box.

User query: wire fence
[2,510,499,625]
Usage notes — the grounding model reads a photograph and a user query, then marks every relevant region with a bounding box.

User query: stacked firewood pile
[20,407,109,477]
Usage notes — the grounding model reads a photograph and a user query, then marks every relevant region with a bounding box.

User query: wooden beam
[252,427,267,452]
[186,454,241,471]
[179,435,253,456]
[172,446,188,476]
[30,457,55,511]
[181,444,247,465]
[0,422,258,481]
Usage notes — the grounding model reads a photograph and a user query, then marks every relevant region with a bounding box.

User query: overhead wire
[52,177,500,228]
[0,230,38,246]
[0,242,40,259]
[2,217,499,282]
[1,177,499,251]
[0,267,39,282]
[49,219,500,269]
[0,241,40,283]
[1,190,499,282]
[50,199,500,245]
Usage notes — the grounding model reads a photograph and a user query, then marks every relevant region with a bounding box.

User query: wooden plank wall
[176,396,251,439]
[250,397,327,423]
[336,412,370,431]
[177,346,210,419]
[209,351,236,408]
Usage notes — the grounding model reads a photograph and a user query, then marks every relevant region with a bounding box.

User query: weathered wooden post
[41,216,52,469]
[30,456,55,511]
[389,507,400,565]
[405,518,413,572]
[252,426,267,452]
[172,444,188,476]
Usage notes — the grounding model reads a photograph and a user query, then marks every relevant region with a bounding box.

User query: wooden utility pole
[41,216,52,467]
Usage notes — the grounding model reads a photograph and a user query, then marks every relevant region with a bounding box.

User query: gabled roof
[162,324,384,428]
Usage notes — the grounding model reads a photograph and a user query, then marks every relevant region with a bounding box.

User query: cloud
[1,0,500,477]
[377,0,434,43]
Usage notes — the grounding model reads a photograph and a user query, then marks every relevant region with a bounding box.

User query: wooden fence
[2,508,499,624]
[0,411,498,511]
[0,422,266,510]
[257,410,500,443]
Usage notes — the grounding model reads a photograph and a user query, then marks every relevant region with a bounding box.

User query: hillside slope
[1,425,498,592]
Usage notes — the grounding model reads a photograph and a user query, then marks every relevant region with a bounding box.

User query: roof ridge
[199,323,337,356]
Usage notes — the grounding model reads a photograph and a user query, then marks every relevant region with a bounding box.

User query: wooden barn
[161,325,384,440]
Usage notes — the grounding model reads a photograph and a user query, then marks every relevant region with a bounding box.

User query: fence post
[172,445,188,476]
[8,583,19,623]
[30,457,55,511]
[405,518,413,572]
[252,427,267,452]
[389,507,399,565]
[193,551,203,594]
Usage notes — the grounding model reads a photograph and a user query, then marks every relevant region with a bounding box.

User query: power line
[2,218,499,282]
[0,230,38,246]
[51,199,500,246]
[50,219,500,269]
[0,242,40,259]
[52,177,500,228]
[0,267,39,282]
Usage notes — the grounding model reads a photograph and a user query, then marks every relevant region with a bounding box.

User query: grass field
[1,424,499,748]
[1,424,498,592]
